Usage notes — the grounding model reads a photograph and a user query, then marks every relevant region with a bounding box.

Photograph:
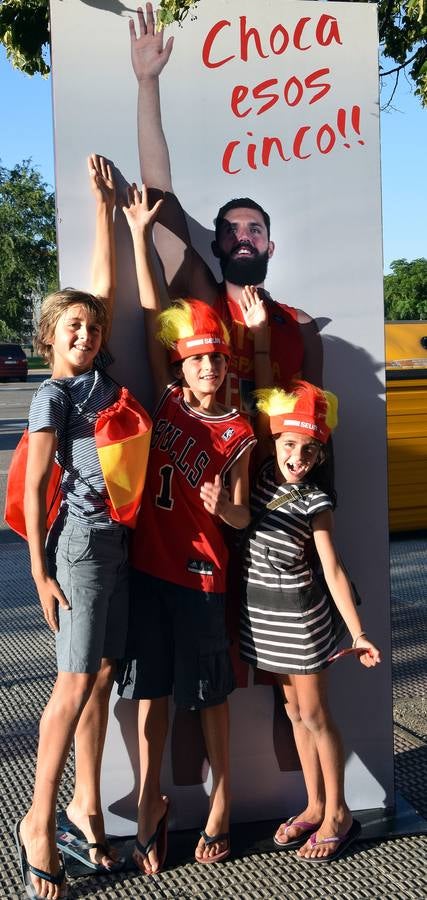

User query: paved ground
[0,376,426,898]
[1,529,426,898]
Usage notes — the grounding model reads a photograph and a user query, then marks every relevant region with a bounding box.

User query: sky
[0,43,426,274]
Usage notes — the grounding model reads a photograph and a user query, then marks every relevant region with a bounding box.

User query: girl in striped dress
[240,381,381,862]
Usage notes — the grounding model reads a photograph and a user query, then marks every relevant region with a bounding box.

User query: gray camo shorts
[47,515,128,674]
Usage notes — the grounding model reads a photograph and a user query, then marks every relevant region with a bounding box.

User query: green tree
[0,0,426,104]
[0,0,49,76]
[156,0,201,27]
[0,160,57,339]
[384,258,427,320]
[378,0,427,107]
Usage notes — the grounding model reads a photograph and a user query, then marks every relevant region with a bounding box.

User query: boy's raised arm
[88,154,116,341]
[122,183,170,399]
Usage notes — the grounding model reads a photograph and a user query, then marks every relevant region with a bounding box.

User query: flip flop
[56,810,125,873]
[298,818,362,863]
[195,829,231,864]
[273,816,321,850]
[133,796,169,875]
[14,819,67,900]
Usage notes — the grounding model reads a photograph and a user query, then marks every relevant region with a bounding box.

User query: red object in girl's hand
[327,646,365,664]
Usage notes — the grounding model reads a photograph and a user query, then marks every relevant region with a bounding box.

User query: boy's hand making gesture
[200,475,231,519]
[122,182,163,233]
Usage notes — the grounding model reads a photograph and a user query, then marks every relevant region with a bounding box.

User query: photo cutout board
[49,0,393,832]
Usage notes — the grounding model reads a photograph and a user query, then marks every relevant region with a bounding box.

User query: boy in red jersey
[118,184,258,872]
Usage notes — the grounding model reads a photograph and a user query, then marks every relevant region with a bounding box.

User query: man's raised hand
[130,3,174,81]
[239,285,268,331]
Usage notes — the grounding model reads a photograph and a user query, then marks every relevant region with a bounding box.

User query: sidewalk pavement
[0,530,426,899]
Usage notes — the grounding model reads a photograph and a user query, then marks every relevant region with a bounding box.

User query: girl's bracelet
[352,631,367,648]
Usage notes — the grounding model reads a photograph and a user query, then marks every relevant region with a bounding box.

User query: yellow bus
[385,321,427,531]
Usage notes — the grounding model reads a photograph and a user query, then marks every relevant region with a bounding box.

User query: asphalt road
[0,371,47,529]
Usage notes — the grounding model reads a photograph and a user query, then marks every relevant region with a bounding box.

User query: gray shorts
[118,571,235,710]
[47,516,128,674]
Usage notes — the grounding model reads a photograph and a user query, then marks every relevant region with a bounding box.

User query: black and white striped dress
[240,458,336,674]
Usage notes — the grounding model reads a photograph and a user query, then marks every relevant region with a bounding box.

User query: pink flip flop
[274,816,321,850]
[298,819,361,862]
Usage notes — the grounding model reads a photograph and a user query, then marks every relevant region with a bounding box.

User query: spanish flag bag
[4,429,64,540]
[94,386,152,528]
[4,382,152,538]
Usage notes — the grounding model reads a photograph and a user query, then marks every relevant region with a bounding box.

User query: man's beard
[218,248,270,287]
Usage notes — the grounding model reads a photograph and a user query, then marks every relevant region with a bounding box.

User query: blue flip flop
[56,810,125,873]
[14,819,67,899]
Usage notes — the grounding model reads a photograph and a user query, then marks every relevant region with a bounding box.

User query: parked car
[0,343,28,382]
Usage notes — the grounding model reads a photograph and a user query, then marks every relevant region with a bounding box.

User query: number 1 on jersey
[156,464,174,510]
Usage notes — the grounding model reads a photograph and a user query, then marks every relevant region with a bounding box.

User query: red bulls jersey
[214,292,303,417]
[130,384,256,592]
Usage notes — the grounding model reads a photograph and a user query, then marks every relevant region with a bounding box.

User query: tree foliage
[157,0,200,28]
[377,0,427,107]
[0,0,426,104]
[384,258,427,320]
[0,160,57,339]
[0,0,49,76]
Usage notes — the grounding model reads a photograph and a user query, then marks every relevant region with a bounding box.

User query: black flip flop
[133,797,169,874]
[14,819,66,899]
[56,810,125,873]
[195,829,231,864]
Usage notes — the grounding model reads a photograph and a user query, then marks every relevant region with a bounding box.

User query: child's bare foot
[297,810,356,860]
[133,795,169,875]
[274,805,324,848]
[18,813,67,899]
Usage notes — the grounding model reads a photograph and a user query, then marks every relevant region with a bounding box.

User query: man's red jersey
[130,384,256,593]
[213,293,303,417]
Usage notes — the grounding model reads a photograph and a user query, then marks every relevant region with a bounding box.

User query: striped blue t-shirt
[28,369,118,525]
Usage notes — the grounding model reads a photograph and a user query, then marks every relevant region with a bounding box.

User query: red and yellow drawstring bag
[4,384,152,538]
[4,431,63,540]
[94,386,152,528]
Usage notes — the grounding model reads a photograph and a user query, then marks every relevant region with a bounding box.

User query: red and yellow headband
[157,299,230,362]
[172,334,230,362]
[255,381,338,444]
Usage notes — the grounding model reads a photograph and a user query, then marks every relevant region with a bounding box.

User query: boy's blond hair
[35,288,109,366]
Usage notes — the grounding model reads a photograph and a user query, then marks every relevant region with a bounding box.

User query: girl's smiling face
[274,432,322,484]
